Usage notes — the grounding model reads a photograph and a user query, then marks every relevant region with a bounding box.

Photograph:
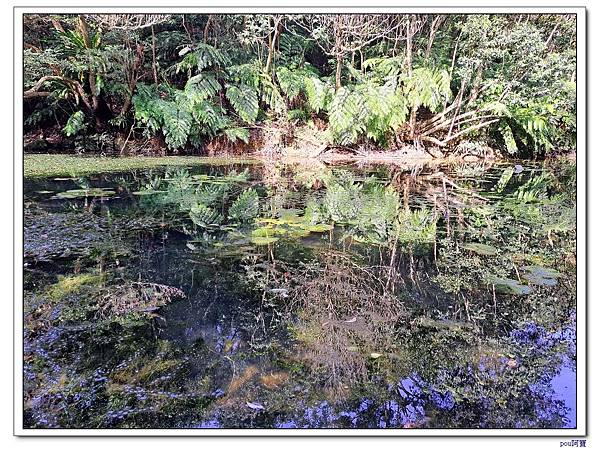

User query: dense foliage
[24,14,576,157]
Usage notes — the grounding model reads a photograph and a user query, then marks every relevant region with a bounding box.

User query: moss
[24,154,260,178]
[47,273,104,300]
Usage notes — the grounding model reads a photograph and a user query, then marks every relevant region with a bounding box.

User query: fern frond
[260,76,286,113]
[327,87,367,145]
[403,67,452,112]
[63,111,86,136]
[184,73,221,101]
[288,108,309,121]
[228,188,259,222]
[189,203,223,227]
[276,66,304,101]
[191,101,228,135]
[227,63,262,89]
[323,182,360,222]
[194,183,228,206]
[304,77,331,113]
[226,84,259,124]
[176,43,229,76]
[160,104,192,149]
[223,127,250,144]
[500,122,518,155]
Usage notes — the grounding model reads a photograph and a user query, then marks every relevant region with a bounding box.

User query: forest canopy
[23,13,576,158]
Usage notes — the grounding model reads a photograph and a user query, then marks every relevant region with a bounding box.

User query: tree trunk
[151,25,158,85]
[265,32,274,74]
[120,44,145,117]
[203,15,212,43]
[265,16,281,75]
[425,16,444,60]
[335,55,343,91]
[77,15,103,129]
[24,75,93,113]
[406,17,417,140]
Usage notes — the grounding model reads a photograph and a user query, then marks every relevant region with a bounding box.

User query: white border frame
[13,5,587,437]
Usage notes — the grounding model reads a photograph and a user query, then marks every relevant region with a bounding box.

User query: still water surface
[23,158,576,429]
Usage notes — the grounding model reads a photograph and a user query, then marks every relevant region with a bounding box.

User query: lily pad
[251,227,276,237]
[255,217,286,225]
[278,210,304,222]
[191,174,215,181]
[288,229,311,238]
[486,276,532,295]
[287,222,309,228]
[462,243,498,256]
[132,190,166,196]
[250,236,279,245]
[55,188,116,199]
[307,223,334,232]
[521,265,561,286]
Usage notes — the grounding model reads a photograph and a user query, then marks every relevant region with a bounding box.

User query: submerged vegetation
[24,13,575,158]
[23,157,576,429]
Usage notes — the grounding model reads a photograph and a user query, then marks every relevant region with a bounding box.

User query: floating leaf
[521,265,561,286]
[55,188,116,199]
[256,217,285,225]
[287,222,308,229]
[190,174,214,181]
[278,209,304,221]
[132,190,165,196]
[307,223,334,232]
[250,236,279,245]
[462,243,498,256]
[486,276,532,295]
[287,229,311,238]
[251,227,275,237]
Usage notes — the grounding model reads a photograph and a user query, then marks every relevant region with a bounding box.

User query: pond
[23,157,577,429]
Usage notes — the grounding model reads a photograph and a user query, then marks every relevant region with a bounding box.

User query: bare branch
[85,14,172,31]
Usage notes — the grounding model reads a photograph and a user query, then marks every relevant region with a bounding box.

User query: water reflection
[23,158,576,429]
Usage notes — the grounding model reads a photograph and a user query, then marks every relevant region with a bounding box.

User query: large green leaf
[226,85,259,124]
